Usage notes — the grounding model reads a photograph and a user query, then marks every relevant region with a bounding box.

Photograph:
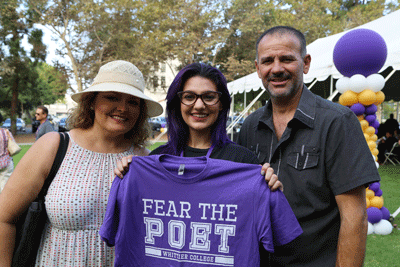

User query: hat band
[92,72,145,93]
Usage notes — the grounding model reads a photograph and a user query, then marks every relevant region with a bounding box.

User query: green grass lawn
[364,165,400,267]
[12,145,400,265]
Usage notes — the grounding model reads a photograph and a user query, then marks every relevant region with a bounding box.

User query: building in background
[146,59,180,117]
[45,94,77,118]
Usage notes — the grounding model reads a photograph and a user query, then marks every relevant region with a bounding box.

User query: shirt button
[299,163,302,166]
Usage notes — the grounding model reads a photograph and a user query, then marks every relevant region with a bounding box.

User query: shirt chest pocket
[249,144,270,164]
[287,145,319,171]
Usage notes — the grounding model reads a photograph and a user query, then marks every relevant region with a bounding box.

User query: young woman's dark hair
[163,63,233,156]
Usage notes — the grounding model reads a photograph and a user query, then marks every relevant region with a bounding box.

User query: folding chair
[383,142,400,165]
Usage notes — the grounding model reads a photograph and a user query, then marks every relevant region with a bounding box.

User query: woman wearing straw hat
[0,60,163,266]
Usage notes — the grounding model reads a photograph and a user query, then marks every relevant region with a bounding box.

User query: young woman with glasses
[115,63,282,191]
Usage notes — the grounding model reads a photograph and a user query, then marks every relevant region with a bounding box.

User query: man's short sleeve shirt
[237,87,381,266]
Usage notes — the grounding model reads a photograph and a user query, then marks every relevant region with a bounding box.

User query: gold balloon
[365,126,375,136]
[358,89,377,106]
[339,91,358,106]
[364,133,370,141]
[367,140,376,150]
[366,189,375,199]
[375,91,385,105]
[357,115,364,121]
[370,196,384,209]
[370,134,378,142]
[360,120,369,131]
[371,148,379,156]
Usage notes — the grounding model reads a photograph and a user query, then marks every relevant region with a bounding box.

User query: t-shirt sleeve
[256,184,303,253]
[99,176,122,247]
[325,111,381,195]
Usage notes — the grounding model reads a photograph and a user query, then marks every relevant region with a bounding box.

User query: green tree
[19,62,68,109]
[28,0,230,90]
[0,0,46,134]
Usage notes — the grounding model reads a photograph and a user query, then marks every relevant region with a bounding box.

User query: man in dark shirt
[237,26,381,267]
[384,113,399,137]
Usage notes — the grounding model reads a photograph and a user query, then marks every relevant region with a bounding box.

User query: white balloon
[336,77,351,94]
[350,74,367,93]
[375,161,379,169]
[366,74,385,92]
[367,222,374,235]
[373,219,393,235]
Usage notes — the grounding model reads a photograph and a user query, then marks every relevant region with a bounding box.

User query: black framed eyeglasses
[177,91,222,106]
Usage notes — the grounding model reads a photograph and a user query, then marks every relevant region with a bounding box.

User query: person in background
[384,113,399,137]
[0,60,163,266]
[237,26,381,266]
[377,130,399,164]
[35,105,56,140]
[0,116,16,192]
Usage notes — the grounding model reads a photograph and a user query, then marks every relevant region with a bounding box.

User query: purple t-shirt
[100,155,302,266]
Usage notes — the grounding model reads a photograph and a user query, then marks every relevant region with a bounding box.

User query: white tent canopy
[304,9,400,83]
[227,71,263,96]
[227,9,400,95]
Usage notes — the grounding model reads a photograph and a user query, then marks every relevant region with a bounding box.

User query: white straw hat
[71,60,163,117]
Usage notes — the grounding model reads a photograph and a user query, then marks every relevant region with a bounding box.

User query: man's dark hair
[256,26,307,61]
[37,105,48,116]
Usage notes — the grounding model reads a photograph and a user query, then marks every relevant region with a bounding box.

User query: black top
[238,86,381,267]
[150,142,259,165]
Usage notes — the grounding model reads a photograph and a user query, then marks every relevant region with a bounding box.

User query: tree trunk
[10,75,19,136]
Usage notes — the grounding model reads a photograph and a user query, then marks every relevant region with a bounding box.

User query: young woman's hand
[114,155,134,178]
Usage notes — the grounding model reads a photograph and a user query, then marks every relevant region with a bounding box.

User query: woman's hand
[261,163,283,192]
[114,155,134,178]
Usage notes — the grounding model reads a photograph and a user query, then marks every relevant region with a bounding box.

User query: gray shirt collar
[260,85,316,129]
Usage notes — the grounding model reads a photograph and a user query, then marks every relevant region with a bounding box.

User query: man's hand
[261,163,283,192]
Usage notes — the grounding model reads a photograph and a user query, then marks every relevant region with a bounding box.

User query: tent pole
[384,69,396,81]
[227,89,266,133]
[330,76,333,95]
[328,90,340,101]
[308,78,318,90]
[244,91,247,111]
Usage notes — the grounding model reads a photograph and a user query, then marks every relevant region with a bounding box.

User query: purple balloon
[372,120,380,129]
[375,128,378,135]
[369,182,380,192]
[333,29,387,77]
[367,207,383,224]
[365,104,378,115]
[380,207,391,220]
[375,188,383,197]
[365,114,377,124]
[350,103,366,116]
